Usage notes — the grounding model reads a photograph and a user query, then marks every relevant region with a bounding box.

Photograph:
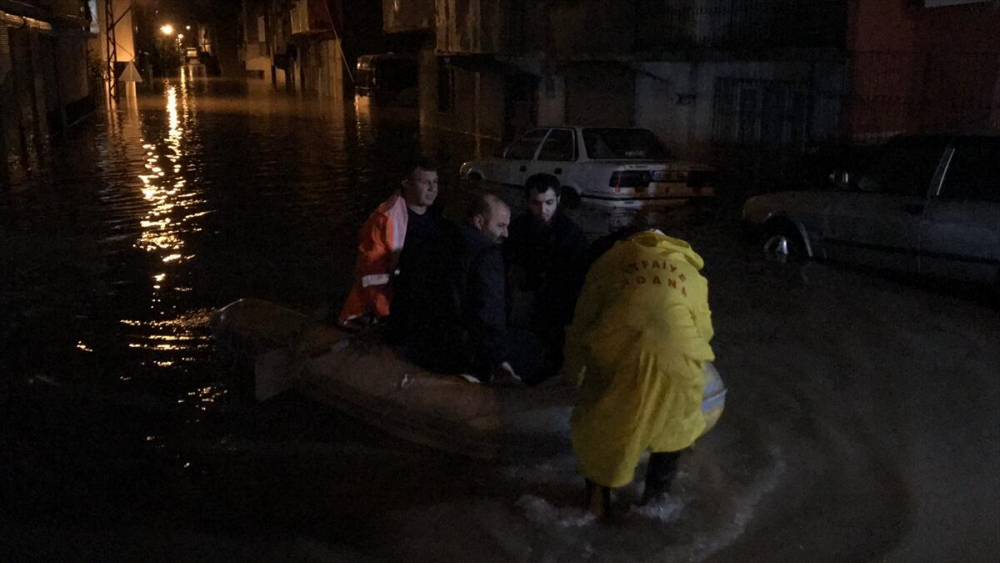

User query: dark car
[743,134,1000,289]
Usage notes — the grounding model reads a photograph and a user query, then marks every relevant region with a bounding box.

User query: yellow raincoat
[565,231,715,488]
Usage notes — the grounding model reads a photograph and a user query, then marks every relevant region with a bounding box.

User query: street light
[177,34,184,40]
[160,24,174,35]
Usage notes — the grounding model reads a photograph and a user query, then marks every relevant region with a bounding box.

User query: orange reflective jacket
[339,192,409,323]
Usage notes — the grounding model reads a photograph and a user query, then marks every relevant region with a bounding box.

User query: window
[737,89,760,145]
[856,138,948,196]
[504,129,548,160]
[582,128,670,160]
[940,141,1000,202]
[537,129,575,161]
[437,59,455,114]
[713,78,809,148]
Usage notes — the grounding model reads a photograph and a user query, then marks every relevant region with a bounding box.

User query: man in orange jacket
[339,156,440,326]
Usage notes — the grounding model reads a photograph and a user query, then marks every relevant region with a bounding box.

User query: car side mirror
[829,169,851,190]
[493,147,506,158]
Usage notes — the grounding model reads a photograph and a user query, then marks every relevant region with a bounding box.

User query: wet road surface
[2,78,998,562]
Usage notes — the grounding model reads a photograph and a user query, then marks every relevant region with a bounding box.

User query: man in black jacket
[392,193,543,385]
[506,175,589,366]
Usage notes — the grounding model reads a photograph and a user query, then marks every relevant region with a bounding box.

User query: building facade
[1,0,97,189]
[383,0,849,185]
[846,0,1000,140]
[239,0,383,98]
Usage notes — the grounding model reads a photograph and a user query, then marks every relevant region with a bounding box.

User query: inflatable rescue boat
[211,298,726,460]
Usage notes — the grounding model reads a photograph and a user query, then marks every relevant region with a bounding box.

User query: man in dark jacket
[506,175,589,364]
[392,193,543,385]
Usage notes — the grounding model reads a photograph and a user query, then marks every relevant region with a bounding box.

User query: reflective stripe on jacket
[339,192,409,323]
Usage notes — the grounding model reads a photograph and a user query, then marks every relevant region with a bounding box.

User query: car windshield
[582,128,670,160]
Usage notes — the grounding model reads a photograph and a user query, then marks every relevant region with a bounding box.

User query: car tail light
[609,171,652,188]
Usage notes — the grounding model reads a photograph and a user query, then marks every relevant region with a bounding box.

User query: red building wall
[847,0,1000,139]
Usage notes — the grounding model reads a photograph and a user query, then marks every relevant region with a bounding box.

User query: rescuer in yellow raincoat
[565,230,715,516]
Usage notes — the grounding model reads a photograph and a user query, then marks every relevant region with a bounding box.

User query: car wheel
[561,188,581,209]
[762,225,805,264]
[466,172,483,189]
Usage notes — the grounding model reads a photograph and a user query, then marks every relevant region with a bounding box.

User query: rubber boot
[643,451,682,505]
[584,478,612,518]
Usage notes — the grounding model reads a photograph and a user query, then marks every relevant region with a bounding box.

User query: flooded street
[2,78,998,562]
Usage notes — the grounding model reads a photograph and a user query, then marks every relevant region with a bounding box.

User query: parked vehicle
[460,127,716,207]
[743,134,1000,288]
[355,54,418,107]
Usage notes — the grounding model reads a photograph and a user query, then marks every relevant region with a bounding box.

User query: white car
[460,127,716,207]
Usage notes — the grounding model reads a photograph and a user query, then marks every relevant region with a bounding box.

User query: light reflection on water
[110,80,213,383]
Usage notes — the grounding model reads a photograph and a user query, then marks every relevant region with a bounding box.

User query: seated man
[339,156,442,327]
[392,193,546,385]
[505,174,589,361]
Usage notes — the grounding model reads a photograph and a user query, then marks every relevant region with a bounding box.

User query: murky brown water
[2,78,997,562]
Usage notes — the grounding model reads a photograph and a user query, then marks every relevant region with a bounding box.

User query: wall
[847,0,1000,138]
[215,16,243,77]
[562,63,635,127]
[635,59,844,149]
[435,0,511,54]
[418,50,503,140]
[436,0,846,58]
[535,73,565,127]
[55,35,89,104]
[1,23,54,188]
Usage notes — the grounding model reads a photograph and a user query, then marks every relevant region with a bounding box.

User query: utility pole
[105,0,118,100]
[104,1,135,102]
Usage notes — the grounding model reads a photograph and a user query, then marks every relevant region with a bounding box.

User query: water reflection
[104,79,214,380]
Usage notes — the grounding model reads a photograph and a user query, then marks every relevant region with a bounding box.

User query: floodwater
[2,78,998,562]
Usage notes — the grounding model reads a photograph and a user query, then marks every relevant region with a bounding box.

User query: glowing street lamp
[160,24,174,36]
[177,34,184,40]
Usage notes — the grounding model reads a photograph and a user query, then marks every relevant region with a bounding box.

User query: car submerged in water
[460,127,716,207]
[743,134,1000,291]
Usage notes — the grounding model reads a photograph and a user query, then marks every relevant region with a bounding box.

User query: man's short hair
[403,155,438,178]
[524,174,561,198]
[465,191,508,222]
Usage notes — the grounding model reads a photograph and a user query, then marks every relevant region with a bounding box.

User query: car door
[823,137,949,273]
[495,128,549,187]
[526,128,577,182]
[920,138,1000,284]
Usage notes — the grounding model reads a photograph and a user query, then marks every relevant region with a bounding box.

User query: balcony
[290,0,335,35]
[436,0,512,55]
[383,0,433,34]
[52,0,85,19]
